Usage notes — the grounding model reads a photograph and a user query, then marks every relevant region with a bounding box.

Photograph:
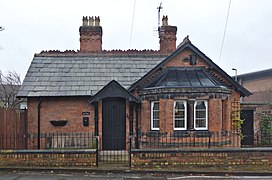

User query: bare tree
[0,26,4,50]
[0,70,21,108]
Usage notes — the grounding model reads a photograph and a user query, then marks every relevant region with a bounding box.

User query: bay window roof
[145,67,226,89]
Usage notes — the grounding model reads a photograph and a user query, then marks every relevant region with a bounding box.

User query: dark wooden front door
[241,110,254,146]
[102,97,126,150]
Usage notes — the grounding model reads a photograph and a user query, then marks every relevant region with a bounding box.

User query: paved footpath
[0,171,272,180]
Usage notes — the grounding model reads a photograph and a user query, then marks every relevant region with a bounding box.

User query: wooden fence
[0,107,27,150]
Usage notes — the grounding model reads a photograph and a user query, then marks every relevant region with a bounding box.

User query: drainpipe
[37,98,43,149]
[135,105,139,149]
[94,102,99,136]
[129,101,134,136]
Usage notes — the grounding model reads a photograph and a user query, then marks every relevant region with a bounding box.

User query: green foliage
[233,118,244,129]
[260,114,272,134]
[260,114,272,146]
[231,110,244,134]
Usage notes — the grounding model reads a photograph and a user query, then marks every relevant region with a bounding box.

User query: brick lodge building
[17,16,251,150]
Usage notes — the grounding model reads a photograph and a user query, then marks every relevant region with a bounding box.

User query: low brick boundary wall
[0,149,97,168]
[131,148,272,172]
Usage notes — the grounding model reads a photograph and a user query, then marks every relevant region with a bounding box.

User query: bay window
[150,100,208,131]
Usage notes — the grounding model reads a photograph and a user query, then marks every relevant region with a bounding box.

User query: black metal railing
[255,131,272,147]
[138,131,241,149]
[1,131,272,150]
[26,132,96,149]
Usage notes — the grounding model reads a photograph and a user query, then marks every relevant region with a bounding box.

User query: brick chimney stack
[79,16,103,52]
[159,15,177,54]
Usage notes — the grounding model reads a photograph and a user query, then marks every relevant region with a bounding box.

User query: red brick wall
[164,99,174,132]
[159,26,177,54]
[222,99,231,131]
[79,26,102,52]
[208,99,222,131]
[27,97,136,150]
[141,100,151,132]
[0,150,96,168]
[164,49,208,68]
[27,97,94,134]
[131,149,272,172]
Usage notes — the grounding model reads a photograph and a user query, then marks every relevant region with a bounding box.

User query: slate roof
[145,67,225,89]
[17,53,166,97]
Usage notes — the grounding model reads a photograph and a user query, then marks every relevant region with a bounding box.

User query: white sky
[0,0,272,79]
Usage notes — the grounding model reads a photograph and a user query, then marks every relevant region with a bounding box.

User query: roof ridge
[38,49,167,56]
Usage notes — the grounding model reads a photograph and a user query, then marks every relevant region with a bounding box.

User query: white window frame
[194,100,208,130]
[151,101,160,130]
[173,101,187,130]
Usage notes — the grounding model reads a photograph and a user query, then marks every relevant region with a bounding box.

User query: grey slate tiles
[18,54,165,97]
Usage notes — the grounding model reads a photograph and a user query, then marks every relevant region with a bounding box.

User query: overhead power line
[218,0,232,63]
[129,0,137,48]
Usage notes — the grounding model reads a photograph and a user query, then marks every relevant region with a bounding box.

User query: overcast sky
[0,0,271,80]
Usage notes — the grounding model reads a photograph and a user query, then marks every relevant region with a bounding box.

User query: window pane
[153,111,159,119]
[196,111,206,118]
[195,119,206,128]
[175,120,184,128]
[153,102,159,110]
[196,101,206,109]
[153,120,159,128]
[175,102,185,118]
[175,110,184,118]
[175,102,184,109]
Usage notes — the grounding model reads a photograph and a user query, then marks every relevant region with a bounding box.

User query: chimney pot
[162,15,168,26]
[82,16,88,26]
[89,16,94,26]
[95,16,100,26]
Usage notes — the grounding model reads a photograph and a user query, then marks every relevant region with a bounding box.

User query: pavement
[0,170,272,180]
[1,164,272,177]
